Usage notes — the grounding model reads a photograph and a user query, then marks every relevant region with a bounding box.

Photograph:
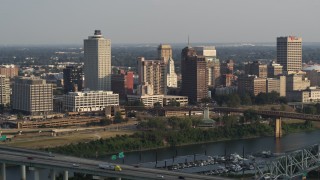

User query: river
[109,129,320,165]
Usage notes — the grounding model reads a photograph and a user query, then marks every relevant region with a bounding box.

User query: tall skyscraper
[277,36,302,72]
[181,46,208,103]
[84,30,111,91]
[167,57,178,88]
[137,57,166,95]
[63,65,84,93]
[12,77,53,115]
[194,46,220,87]
[0,75,10,106]
[158,44,172,65]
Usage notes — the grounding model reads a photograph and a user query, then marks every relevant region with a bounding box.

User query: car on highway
[72,163,79,167]
[178,176,185,179]
[99,163,122,171]
[27,157,34,160]
[156,175,164,179]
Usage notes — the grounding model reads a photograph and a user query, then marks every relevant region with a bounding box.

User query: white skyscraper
[167,57,177,88]
[84,30,111,91]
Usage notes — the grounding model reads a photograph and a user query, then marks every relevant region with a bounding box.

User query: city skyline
[1,0,320,45]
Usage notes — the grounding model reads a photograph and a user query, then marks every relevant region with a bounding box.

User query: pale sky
[1,0,319,45]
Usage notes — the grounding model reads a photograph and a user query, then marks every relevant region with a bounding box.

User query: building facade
[286,74,310,91]
[137,57,166,95]
[111,70,134,100]
[63,65,84,93]
[181,46,208,103]
[0,64,19,79]
[194,46,220,87]
[64,91,119,112]
[12,77,53,115]
[238,75,266,96]
[245,61,267,78]
[277,36,302,72]
[267,61,283,78]
[0,75,10,106]
[166,57,178,88]
[84,30,111,91]
[158,44,172,65]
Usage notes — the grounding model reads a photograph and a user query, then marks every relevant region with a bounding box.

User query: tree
[153,102,162,107]
[17,113,23,120]
[168,100,180,107]
[303,106,317,114]
[240,93,252,105]
[113,111,123,124]
[227,94,240,107]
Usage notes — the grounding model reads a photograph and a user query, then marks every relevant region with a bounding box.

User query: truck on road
[98,163,122,171]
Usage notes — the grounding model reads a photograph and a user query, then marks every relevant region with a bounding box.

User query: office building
[221,74,233,87]
[181,46,208,103]
[158,44,172,64]
[84,30,111,91]
[266,76,286,97]
[238,75,266,96]
[277,36,302,72]
[0,65,19,79]
[286,74,310,91]
[12,77,53,115]
[0,75,10,106]
[221,60,234,75]
[267,61,283,78]
[64,91,119,112]
[137,57,166,95]
[194,46,220,87]
[111,70,134,100]
[245,61,268,78]
[63,65,84,93]
[287,87,320,103]
[166,57,178,88]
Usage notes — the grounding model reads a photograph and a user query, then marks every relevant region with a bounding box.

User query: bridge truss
[255,144,320,179]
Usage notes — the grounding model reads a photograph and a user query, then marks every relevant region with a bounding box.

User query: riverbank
[47,122,316,158]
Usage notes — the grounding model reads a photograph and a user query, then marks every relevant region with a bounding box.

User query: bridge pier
[63,170,68,180]
[116,178,121,180]
[275,117,282,138]
[21,165,26,180]
[0,163,6,180]
[49,169,56,180]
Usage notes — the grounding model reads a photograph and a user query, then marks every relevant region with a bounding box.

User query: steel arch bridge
[255,143,320,179]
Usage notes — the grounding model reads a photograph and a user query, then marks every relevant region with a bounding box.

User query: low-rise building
[287,87,320,103]
[64,91,119,112]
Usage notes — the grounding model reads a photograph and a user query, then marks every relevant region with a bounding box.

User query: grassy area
[5,130,135,149]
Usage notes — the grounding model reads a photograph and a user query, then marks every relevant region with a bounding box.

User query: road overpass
[0,145,229,180]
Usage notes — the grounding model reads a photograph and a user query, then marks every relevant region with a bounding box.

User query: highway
[0,145,230,180]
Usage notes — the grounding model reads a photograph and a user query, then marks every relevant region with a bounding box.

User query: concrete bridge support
[275,117,282,138]
[63,170,68,180]
[0,163,6,180]
[116,178,121,180]
[21,165,26,180]
[50,169,56,180]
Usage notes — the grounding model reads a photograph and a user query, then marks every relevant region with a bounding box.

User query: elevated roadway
[0,145,229,180]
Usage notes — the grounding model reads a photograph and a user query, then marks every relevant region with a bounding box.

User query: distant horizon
[2,42,320,47]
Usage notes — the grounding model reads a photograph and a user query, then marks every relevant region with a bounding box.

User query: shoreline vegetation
[46,116,315,158]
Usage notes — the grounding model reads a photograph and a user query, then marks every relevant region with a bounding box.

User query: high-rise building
[63,65,84,93]
[194,46,220,87]
[286,74,310,91]
[221,74,233,87]
[158,44,172,64]
[84,30,111,91]
[0,75,10,106]
[166,57,178,88]
[277,36,302,72]
[137,57,166,95]
[238,75,266,96]
[221,60,234,75]
[267,61,283,78]
[0,65,19,79]
[181,46,208,103]
[12,77,53,115]
[245,61,267,78]
[111,70,134,99]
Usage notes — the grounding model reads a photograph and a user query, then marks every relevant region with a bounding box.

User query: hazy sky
[1,0,320,45]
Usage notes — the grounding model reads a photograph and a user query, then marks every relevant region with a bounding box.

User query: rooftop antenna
[188,35,190,46]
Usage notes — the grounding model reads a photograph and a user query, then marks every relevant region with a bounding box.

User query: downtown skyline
[1,0,320,45]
